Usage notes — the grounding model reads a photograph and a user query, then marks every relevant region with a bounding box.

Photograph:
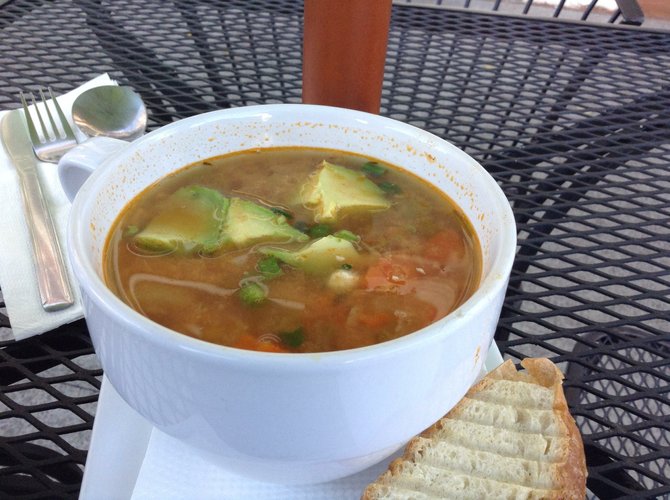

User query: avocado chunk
[259,235,361,275]
[223,198,308,248]
[134,186,229,254]
[301,161,391,222]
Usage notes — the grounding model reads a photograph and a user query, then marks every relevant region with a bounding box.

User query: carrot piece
[363,257,413,291]
[232,333,288,353]
[310,293,335,311]
[256,340,289,353]
[356,311,395,329]
[232,333,259,350]
[423,229,465,262]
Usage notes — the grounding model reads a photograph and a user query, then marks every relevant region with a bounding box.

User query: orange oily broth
[103,148,482,353]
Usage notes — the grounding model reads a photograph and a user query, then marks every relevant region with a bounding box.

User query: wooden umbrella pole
[302,0,392,114]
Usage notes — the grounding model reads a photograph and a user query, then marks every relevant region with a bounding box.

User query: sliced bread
[362,358,587,500]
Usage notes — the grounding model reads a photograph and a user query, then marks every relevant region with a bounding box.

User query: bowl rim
[68,103,517,369]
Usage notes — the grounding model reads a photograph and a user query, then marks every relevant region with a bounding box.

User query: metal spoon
[72,85,147,141]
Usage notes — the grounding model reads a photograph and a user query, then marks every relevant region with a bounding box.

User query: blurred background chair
[395,0,648,26]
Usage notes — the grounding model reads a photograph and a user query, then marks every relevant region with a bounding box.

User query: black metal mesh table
[1,1,669,498]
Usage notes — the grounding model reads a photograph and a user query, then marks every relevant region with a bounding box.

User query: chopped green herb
[341,263,353,270]
[238,282,267,306]
[124,225,140,238]
[271,207,293,219]
[308,223,332,238]
[279,327,304,348]
[333,229,360,243]
[362,161,387,177]
[257,256,283,279]
[378,181,402,195]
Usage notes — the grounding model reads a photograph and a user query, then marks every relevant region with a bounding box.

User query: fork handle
[17,165,74,311]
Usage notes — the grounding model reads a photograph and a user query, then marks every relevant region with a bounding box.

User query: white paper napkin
[0,73,116,340]
[131,429,400,500]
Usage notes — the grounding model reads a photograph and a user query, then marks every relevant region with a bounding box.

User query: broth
[104,148,482,353]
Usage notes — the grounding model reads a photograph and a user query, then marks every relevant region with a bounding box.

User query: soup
[103,148,481,353]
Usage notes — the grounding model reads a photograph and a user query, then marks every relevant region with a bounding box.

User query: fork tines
[20,87,77,163]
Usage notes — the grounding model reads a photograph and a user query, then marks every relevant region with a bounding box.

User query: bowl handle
[58,137,129,202]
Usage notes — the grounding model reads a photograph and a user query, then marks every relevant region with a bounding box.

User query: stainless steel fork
[20,88,78,163]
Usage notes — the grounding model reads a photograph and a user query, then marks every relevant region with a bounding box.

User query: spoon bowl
[72,86,147,141]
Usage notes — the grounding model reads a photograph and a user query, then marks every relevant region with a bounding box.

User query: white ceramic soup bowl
[60,104,516,484]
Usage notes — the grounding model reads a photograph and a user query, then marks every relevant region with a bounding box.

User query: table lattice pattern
[0,1,669,498]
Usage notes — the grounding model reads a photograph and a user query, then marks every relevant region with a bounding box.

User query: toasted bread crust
[520,358,587,499]
[362,358,587,500]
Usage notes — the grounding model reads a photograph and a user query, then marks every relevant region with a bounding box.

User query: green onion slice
[362,162,387,177]
[257,256,283,279]
[279,327,304,348]
[239,281,267,306]
[378,181,402,195]
[333,229,360,242]
[308,223,332,238]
